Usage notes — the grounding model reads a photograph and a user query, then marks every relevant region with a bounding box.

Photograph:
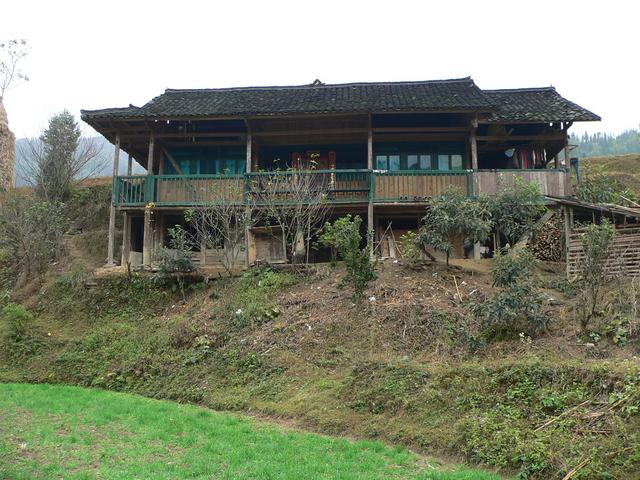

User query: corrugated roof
[483,87,601,123]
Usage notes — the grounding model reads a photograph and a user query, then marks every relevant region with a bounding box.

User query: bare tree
[0,192,67,287]
[185,176,255,275]
[0,39,29,98]
[249,168,331,266]
[17,111,105,202]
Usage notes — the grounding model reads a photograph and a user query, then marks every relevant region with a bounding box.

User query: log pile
[530,216,563,262]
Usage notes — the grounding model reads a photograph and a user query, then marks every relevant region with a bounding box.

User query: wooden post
[470,117,478,171]
[200,237,207,267]
[142,208,153,267]
[562,123,572,167]
[106,133,120,267]
[367,121,375,257]
[147,135,155,174]
[563,206,571,278]
[245,132,253,267]
[246,133,252,174]
[367,128,373,170]
[142,135,155,267]
[121,212,130,266]
[121,154,133,266]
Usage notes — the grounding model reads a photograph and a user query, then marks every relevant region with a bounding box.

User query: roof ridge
[484,86,556,93]
[162,77,475,94]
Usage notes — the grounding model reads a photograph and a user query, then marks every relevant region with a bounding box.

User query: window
[438,155,450,171]
[436,153,464,171]
[374,144,464,171]
[376,154,400,170]
[224,159,237,174]
[408,154,432,170]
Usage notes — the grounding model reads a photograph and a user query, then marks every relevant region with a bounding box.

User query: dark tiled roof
[484,87,601,122]
[81,78,494,120]
[80,79,600,124]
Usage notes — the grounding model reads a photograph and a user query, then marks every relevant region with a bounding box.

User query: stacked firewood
[530,216,563,262]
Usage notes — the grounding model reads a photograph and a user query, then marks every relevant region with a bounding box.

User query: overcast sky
[3,0,639,138]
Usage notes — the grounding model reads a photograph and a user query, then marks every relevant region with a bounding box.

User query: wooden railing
[473,169,572,197]
[113,169,571,207]
[374,170,473,202]
[246,169,371,205]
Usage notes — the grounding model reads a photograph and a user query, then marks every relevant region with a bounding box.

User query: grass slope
[0,383,498,480]
[1,262,639,479]
[582,154,640,194]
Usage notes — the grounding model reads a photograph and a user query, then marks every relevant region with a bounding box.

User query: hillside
[1,241,639,479]
[0,183,639,479]
[581,154,640,195]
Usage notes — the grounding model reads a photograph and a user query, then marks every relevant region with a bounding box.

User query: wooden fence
[567,224,640,279]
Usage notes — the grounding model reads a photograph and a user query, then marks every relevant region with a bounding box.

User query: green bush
[576,219,615,330]
[491,249,536,287]
[485,179,546,248]
[318,215,376,300]
[575,166,638,204]
[418,188,492,265]
[157,225,197,274]
[398,231,425,270]
[1,303,39,355]
[473,250,549,340]
[229,267,295,328]
[55,261,88,291]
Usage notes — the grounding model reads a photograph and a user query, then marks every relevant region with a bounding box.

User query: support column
[245,133,252,174]
[470,115,478,171]
[562,122,573,167]
[563,206,571,278]
[121,213,131,266]
[245,131,252,267]
[105,133,120,267]
[147,135,155,174]
[142,208,154,267]
[142,136,155,267]
[367,122,375,257]
[121,154,133,266]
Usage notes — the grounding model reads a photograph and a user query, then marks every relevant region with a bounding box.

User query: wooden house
[80,77,600,268]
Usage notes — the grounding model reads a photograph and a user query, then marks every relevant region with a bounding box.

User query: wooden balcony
[113,168,572,207]
[473,169,572,197]
[374,170,473,202]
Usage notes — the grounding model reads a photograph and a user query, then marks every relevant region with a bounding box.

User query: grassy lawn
[0,384,501,480]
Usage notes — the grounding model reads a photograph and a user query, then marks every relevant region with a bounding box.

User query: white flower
[235,309,243,316]
[369,296,376,302]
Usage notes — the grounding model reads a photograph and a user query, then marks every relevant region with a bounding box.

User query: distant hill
[14,136,145,186]
[581,154,640,195]
[571,129,640,157]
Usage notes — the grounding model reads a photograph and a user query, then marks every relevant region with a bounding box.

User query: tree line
[571,128,640,157]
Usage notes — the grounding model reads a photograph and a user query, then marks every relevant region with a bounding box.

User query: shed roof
[548,196,640,219]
